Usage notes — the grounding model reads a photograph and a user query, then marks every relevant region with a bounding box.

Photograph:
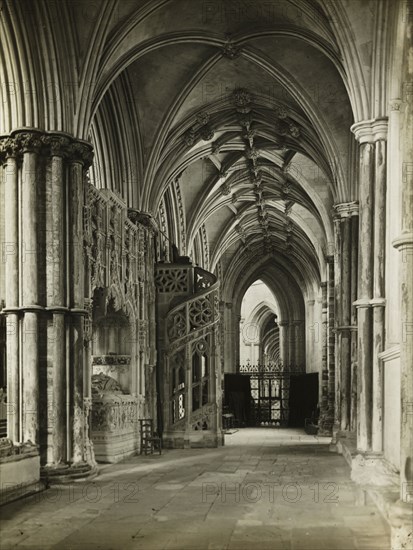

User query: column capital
[351,117,388,143]
[66,141,94,167]
[334,202,359,218]
[0,137,20,159]
[277,320,289,327]
[393,233,413,251]
[15,130,43,154]
[0,130,94,166]
[41,134,72,157]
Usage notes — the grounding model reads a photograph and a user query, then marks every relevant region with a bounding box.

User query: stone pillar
[386,20,413,549]
[333,219,342,434]
[1,139,20,442]
[294,321,304,367]
[352,119,387,452]
[352,125,374,452]
[288,321,296,365]
[327,257,335,428]
[334,203,359,432]
[371,127,387,453]
[44,136,70,465]
[1,131,96,479]
[278,321,289,366]
[392,82,413,501]
[235,312,241,368]
[20,132,43,444]
[318,282,330,434]
[306,299,315,371]
[350,214,359,432]
[67,142,92,465]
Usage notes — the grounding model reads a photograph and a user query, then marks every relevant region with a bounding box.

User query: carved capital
[334,201,359,218]
[16,131,42,154]
[0,137,20,159]
[67,141,94,167]
[42,135,71,157]
[351,117,388,143]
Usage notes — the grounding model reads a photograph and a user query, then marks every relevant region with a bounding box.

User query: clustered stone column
[0,130,96,479]
[294,320,305,366]
[333,203,359,433]
[318,282,330,434]
[288,321,296,365]
[327,258,335,429]
[2,137,20,443]
[392,19,413,506]
[351,119,387,453]
[277,321,289,365]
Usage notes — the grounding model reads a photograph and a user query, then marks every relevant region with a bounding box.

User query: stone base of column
[40,462,98,484]
[388,500,413,550]
[318,408,334,436]
[317,423,333,437]
[329,429,357,460]
[350,453,400,488]
[333,433,412,549]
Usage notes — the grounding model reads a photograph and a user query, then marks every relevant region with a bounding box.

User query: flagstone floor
[0,429,390,550]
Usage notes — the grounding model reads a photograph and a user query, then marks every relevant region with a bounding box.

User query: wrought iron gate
[236,363,305,426]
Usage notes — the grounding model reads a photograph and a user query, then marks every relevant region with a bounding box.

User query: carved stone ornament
[275,105,288,119]
[222,39,241,59]
[183,129,196,147]
[232,88,252,109]
[221,182,231,195]
[0,137,19,159]
[237,112,252,127]
[200,125,214,141]
[211,141,221,154]
[67,141,94,166]
[282,181,292,195]
[41,135,71,157]
[196,112,210,126]
[127,208,140,224]
[284,200,294,216]
[246,146,259,160]
[91,373,124,394]
[17,131,42,153]
[289,123,300,138]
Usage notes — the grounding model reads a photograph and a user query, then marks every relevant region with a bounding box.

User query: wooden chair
[139,419,162,455]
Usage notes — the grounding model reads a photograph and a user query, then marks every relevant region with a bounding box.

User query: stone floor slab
[0,429,391,550]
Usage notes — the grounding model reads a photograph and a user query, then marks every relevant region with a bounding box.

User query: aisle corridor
[0,429,390,550]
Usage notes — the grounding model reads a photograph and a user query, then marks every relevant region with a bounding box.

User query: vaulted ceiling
[0,0,396,311]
